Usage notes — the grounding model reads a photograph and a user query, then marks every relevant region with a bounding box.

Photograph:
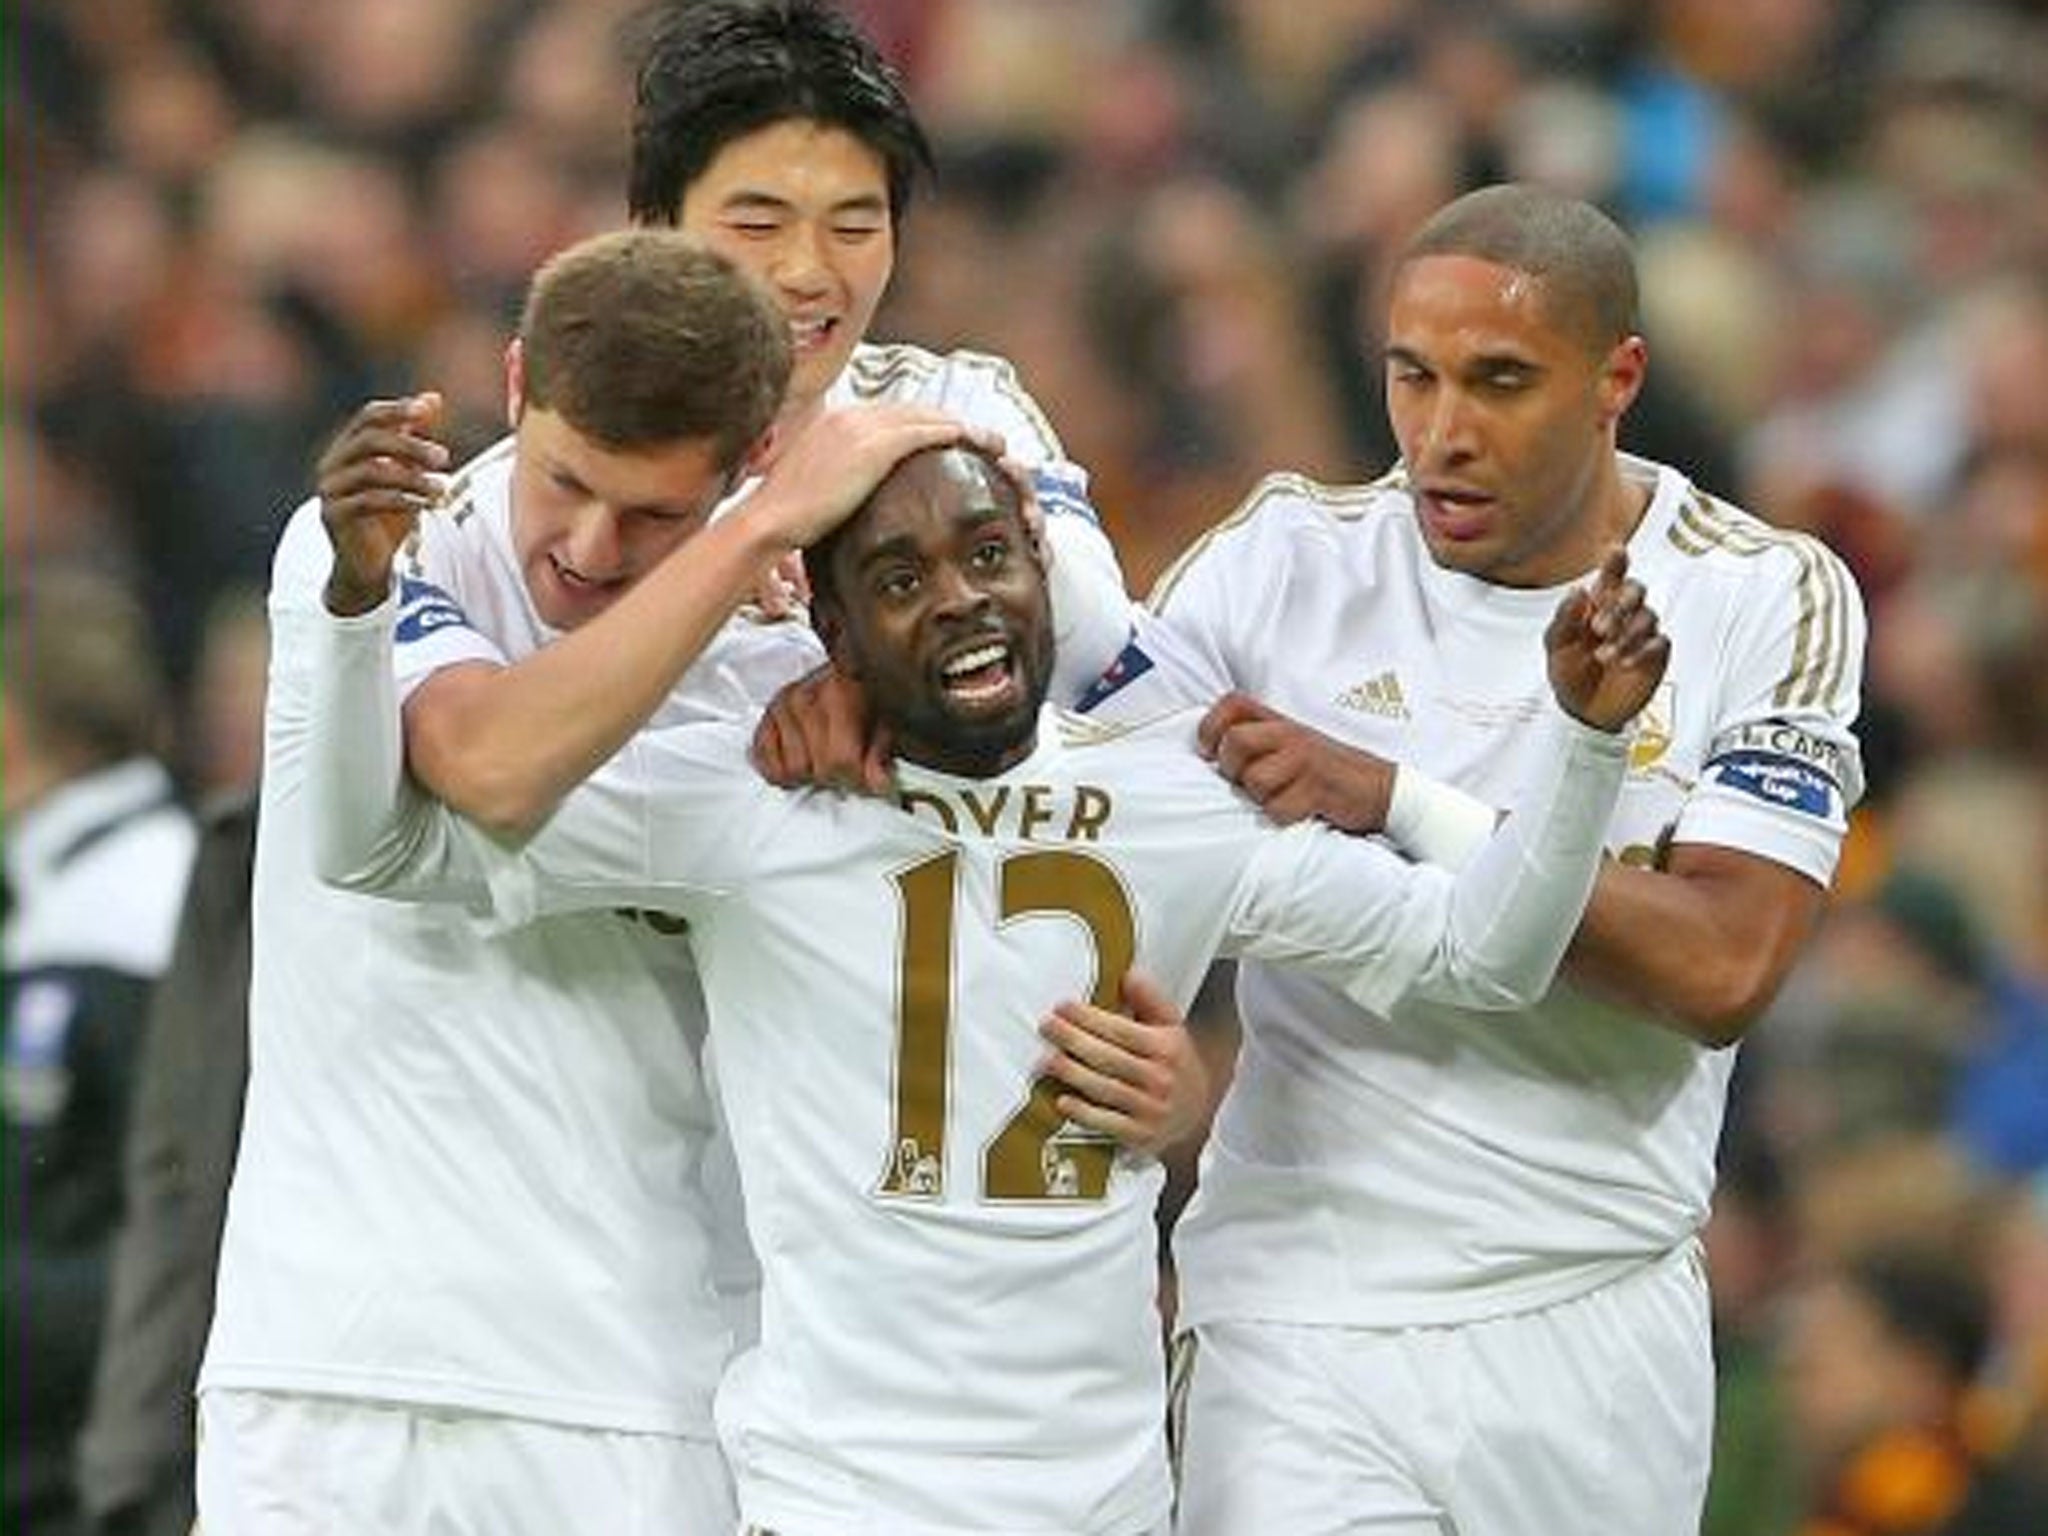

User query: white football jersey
[310,554,1634,1536]
[202,478,815,1432]
[205,339,1113,1435]
[1087,454,1867,1328]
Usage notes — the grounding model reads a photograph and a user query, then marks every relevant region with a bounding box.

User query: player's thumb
[1119,969,1181,1032]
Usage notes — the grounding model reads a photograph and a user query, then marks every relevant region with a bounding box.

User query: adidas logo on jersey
[1336,670,1410,719]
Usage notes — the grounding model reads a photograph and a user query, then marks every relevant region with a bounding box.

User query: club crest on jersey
[1629,683,1676,772]
[395,577,471,645]
[1074,636,1154,713]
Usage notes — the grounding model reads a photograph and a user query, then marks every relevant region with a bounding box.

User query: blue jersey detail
[1703,750,1836,818]
[1030,466,1100,526]
[395,577,473,646]
[1073,635,1154,713]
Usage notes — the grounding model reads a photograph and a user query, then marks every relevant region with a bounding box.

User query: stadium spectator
[75,792,256,1536]
[1781,1242,2048,1534]
[3,567,197,1536]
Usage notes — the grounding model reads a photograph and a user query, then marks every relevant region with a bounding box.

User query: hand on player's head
[995,453,1045,554]
[743,404,1006,553]
[1542,545,1669,732]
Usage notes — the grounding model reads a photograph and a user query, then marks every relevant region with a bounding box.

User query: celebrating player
[307,439,1669,1536]
[198,230,971,1534]
[1075,184,1868,1536]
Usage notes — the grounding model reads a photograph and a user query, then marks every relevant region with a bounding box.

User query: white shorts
[739,1524,1172,1535]
[1172,1242,1714,1536]
[196,1389,734,1535]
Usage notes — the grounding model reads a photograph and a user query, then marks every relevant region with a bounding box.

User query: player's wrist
[1385,767,1497,865]
[1553,702,1636,759]
[323,566,395,618]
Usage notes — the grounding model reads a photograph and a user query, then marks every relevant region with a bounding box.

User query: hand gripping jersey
[1088,454,1867,1329]
[310,585,1636,1535]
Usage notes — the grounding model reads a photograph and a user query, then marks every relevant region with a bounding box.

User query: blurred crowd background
[8,1,2048,1532]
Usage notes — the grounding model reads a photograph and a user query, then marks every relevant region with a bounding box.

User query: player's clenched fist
[319,393,450,616]
[1543,544,1670,732]
[1196,692,1398,833]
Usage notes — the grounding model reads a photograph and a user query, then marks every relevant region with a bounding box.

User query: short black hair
[1400,182,1640,353]
[628,0,935,227]
[803,444,1022,619]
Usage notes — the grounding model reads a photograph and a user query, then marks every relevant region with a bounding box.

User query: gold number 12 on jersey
[878,848,1134,1205]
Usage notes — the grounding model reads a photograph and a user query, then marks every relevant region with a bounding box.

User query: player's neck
[1547,454,1651,587]
[768,391,832,457]
[1590,457,1653,552]
[895,728,1040,780]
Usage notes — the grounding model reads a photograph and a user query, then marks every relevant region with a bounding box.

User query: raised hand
[318,393,449,616]
[1544,545,1670,732]
[738,403,1005,550]
[1198,691,1398,832]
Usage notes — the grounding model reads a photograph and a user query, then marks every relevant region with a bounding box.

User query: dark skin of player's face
[1384,253,1649,588]
[815,449,1054,779]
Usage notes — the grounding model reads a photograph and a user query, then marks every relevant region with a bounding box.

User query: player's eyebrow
[853,531,922,572]
[719,188,887,217]
[951,503,1009,534]
[1383,342,1542,378]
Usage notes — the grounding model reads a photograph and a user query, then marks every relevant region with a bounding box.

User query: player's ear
[741,424,777,479]
[1597,334,1648,425]
[812,601,857,679]
[503,339,526,430]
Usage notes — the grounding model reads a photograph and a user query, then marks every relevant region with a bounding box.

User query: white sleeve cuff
[1385,768,1499,869]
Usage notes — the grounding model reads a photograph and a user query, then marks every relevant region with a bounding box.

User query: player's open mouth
[789,316,837,354]
[938,639,1018,709]
[1417,486,1495,542]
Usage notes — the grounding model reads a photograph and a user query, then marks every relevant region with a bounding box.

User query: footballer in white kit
[199,476,817,1525]
[205,363,1127,1535]
[306,445,1659,1536]
[1086,453,1866,1532]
